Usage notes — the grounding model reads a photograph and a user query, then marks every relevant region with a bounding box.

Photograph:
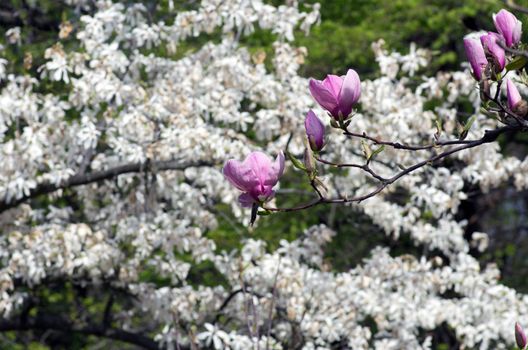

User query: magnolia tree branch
[264,125,515,213]
[0,159,215,213]
[220,12,528,223]
[341,131,475,150]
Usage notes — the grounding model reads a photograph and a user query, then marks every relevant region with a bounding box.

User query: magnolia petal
[223,159,259,192]
[309,79,339,115]
[263,151,285,187]
[322,75,343,97]
[338,69,361,116]
[238,193,256,208]
[463,38,487,81]
[244,151,274,187]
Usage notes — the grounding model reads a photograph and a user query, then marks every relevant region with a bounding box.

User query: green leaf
[361,140,372,160]
[370,145,385,161]
[286,151,306,171]
[506,56,528,71]
[459,115,477,140]
[463,115,477,133]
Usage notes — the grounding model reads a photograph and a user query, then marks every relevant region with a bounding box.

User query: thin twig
[342,130,474,150]
[315,157,389,182]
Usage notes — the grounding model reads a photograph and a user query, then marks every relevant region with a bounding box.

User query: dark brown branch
[213,288,267,324]
[0,314,162,350]
[264,126,514,212]
[213,289,244,324]
[0,159,214,213]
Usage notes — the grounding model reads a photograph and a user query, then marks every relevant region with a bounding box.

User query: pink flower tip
[507,79,523,110]
[516,322,527,349]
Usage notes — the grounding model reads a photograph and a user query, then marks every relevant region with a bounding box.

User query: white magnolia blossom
[0,1,527,349]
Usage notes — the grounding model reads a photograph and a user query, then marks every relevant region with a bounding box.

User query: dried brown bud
[513,100,528,118]
[59,21,74,39]
[23,52,32,70]
[251,50,266,65]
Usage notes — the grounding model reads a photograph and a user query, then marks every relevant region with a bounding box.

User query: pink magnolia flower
[305,110,325,152]
[223,151,285,207]
[516,322,527,349]
[480,32,505,71]
[507,79,522,110]
[494,9,522,47]
[309,69,361,119]
[463,37,488,81]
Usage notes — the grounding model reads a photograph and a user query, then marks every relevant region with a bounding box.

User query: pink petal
[309,79,339,115]
[267,151,285,186]
[238,193,256,208]
[338,69,361,116]
[223,159,259,192]
[244,151,274,187]
[463,38,487,81]
[322,75,343,97]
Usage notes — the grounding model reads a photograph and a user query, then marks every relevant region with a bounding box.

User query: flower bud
[480,32,506,73]
[464,37,488,81]
[516,322,527,349]
[494,9,522,47]
[305,110,325,152]
[507,79,527,117]
[514,100,528,118]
